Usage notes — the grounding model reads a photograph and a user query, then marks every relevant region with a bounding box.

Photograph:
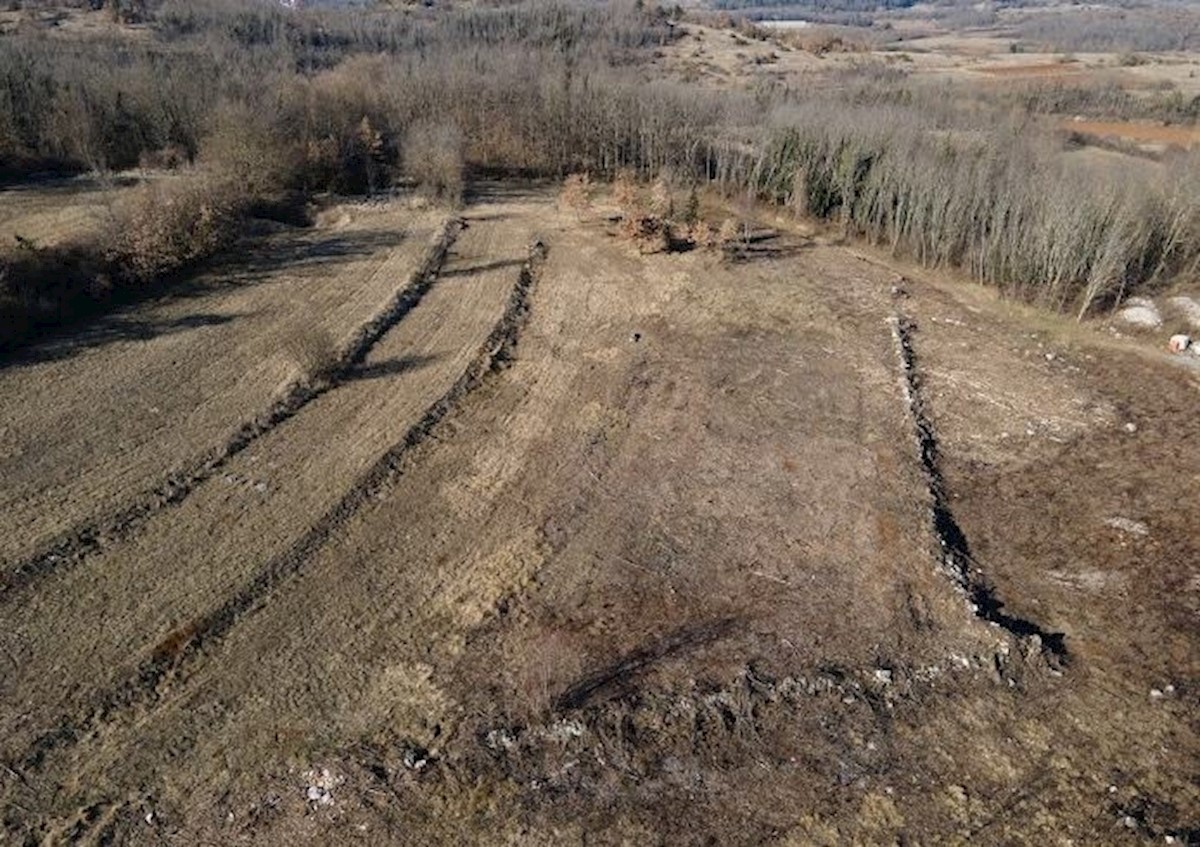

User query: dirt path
[0,201,443,568]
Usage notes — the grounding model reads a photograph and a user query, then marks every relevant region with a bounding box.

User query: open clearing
[1,184,1198,844]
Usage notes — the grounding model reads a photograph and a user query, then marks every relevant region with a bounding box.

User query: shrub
[106,173,242,283]
[559,172,593,212]
[200,99,301,197]
[649,174,674,219]
[403,120,465,205]
[612,169,640,215]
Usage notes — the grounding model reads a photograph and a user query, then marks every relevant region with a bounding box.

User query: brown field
[1,1,1199,841]
[1064,118,1200,149]
[0,181,1197,843]
[972,61,1084,77]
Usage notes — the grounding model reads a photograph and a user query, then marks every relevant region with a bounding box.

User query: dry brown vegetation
[2,4,1200,843]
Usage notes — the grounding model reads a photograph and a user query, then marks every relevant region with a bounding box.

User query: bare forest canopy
[0,0,1198,352]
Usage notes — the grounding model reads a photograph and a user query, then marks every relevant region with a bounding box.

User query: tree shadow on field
[440,257,526,279]
[200,228,405,288]
[725,232,813,264]
[347,353,439,382]
[1,227,403,370]
[5,311,247,368]
[464,178,553,205]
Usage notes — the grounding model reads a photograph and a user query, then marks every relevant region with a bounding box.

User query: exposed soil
[1062,119,1200,149]
[0,185,1197,845]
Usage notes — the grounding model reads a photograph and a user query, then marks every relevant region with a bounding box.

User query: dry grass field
[0,180,1196,844]
[1,1,1198,843]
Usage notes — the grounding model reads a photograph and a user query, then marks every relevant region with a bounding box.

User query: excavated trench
[889,313,1068,665]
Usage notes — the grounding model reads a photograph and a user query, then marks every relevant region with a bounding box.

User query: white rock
[1168,334,1192,354]
[1105,516,1149,536]
[873,669,893,685]
[1117,302,1163,329]
[1124,422,1138,433]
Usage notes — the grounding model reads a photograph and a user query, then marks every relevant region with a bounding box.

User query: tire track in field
[18,247,543,773]
[0,219,463,601]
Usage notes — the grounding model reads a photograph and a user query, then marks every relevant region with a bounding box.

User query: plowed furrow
[0,219,462,599]
[16,251,541,774]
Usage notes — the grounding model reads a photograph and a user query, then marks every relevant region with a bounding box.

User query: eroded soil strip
[889,313,1068,663]
[20,251,543,773]
[0,219,463,599]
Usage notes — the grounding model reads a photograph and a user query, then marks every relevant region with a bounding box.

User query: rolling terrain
[1,184,1198,844]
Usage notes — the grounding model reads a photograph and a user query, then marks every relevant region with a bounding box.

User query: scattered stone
[1168,334,1192,354]
[1124,422,1138,433]
[485,728,518,751]
[1116,300,1163,330]
[1123,815,1138,829]
[1044,352,1056,361]
[1150,688,1164,699]
[306,785,332,805]
[544,718,586,743]
[873,668,893,685]
[253,481,268,493]
[303,767,342,807]
[1105,516,1149,537]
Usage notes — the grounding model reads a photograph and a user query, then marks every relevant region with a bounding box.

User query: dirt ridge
[0,217,464,601]
[17,245,545,774]
[889,312,1069,665]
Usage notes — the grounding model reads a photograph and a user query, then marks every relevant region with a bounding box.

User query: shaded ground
[0,187,1197,844]
[0,200,443,565]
